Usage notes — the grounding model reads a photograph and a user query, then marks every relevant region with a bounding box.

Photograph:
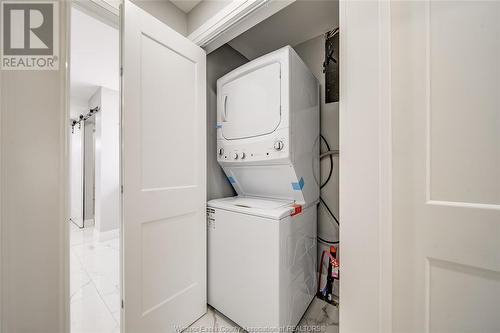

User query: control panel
[217,136,288,163]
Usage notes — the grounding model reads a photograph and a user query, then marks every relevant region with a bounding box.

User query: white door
[220,62,281,140]
[391,1,500,332]
[121,1,207,332]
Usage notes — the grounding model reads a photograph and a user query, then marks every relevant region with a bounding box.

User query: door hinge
[121,300,124,309]
[121,185,123,193]
[120,67,123,76]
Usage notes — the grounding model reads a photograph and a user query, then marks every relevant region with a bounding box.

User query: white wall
[0,1,69,331]
[71,6,119,100]
[294,35,340,265]
[227,0,337,60]
[206,45,248,200]
[131,0,188,36]
[70,96,88,118]
[89,87,120,235]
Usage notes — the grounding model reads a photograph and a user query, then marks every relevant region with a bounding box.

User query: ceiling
[228,0,338,60]
[170,0,202,13]
[70,7,119,102]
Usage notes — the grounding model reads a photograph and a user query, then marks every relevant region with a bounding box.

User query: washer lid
[207,196,294,220]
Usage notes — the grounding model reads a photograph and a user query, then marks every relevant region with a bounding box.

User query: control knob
[231,152,239,160]
[240,152,246,159]
[274,140,284,151]
[218,148,224,156]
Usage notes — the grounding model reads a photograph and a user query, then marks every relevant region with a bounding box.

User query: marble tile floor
[70,223,120,333]
[189,298,339,333]
[70,223,338,333]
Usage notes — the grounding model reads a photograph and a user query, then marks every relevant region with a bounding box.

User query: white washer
[207,197,317,331]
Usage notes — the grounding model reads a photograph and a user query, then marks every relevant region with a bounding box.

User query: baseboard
[97,228,119,242]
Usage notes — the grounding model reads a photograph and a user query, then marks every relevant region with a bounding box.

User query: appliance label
[206,207,216,229]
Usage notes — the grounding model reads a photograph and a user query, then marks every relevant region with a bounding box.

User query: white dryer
[215,46,320,206]
[208,46,320,331]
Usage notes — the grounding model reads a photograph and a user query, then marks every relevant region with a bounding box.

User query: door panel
[427,1,500,206]
[139,34,198,190]
[391,1,500,332]
[221,62,281,140]
[121,1,206,332]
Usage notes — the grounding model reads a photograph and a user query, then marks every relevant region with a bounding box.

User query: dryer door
[220,62,281,140]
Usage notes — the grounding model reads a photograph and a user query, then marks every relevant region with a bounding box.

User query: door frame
[63,1,394,332]
[187,0,295,53]
[338,1,392,332]
[72,0,119,28]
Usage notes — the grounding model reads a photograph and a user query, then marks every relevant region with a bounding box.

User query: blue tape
[227,176,236,184]
[216,124,222,129]
[292,177,304,190]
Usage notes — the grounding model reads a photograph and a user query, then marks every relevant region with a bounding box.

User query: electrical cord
[318,236,340,245]
[321,150,339,159]
[318,134,340,245]
[320,134,333,189]
[320,197,339,226]
[319,135,340,225]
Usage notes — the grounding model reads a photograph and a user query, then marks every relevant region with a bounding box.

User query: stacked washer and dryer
[207,46,320,331]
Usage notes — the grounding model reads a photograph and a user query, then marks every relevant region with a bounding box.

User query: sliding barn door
[121,1,206,332]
